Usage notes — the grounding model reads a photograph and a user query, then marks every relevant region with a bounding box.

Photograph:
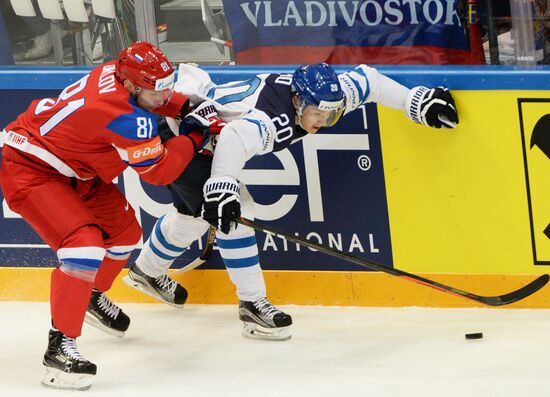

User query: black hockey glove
[157,116,176,143]
[202,176,241,234]
[406,86,459,129]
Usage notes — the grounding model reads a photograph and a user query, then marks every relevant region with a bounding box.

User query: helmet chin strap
[294,95,305,128]
[296,108,304,128]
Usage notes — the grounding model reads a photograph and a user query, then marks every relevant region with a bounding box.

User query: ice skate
[123,264,188,308]
[238,298,292,341]
[85,289,130,337]
[41,328,97,391]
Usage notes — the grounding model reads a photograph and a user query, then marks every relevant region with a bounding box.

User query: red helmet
[115,41,174,91]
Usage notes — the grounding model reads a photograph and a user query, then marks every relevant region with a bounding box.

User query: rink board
[1,268,550,308]
[2,66,550,306]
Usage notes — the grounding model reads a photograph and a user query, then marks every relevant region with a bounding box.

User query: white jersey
[172,64,411,179]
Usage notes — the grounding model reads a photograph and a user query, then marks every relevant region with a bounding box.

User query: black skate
[85,289,130,337]
[123,264,188,307]
[42,328,97,390]
[238,298,292,341]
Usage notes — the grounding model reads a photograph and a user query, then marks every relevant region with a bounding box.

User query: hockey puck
[465,332,483,340]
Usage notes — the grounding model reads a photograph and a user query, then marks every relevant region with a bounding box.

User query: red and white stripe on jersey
[2,129,83,179]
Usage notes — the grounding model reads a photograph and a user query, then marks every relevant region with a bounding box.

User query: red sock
[93,256,128,292]
[50,268,93,338]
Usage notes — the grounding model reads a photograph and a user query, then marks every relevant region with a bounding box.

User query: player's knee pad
[162,211,210,247]
[57,225,106,282]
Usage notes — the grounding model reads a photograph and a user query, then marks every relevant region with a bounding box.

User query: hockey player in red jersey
[0,42,209,390]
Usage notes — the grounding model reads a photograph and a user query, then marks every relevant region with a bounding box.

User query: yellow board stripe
[1,268,549,308]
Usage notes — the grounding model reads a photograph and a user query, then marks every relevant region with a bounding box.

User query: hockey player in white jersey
[123,63,458,341]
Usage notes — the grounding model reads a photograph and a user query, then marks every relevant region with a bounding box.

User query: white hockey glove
[405,86,459,129]
[185,101,226,132]
[202,176,241,234]
[178,101,226,152]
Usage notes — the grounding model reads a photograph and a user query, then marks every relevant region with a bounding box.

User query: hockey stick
[235,217,549,307]
[169,225,216,276]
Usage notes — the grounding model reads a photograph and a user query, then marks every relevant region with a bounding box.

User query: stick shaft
[235,217,549,306]
[169,226,216,276]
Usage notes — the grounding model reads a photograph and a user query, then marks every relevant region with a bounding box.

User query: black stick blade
[477,274,550,307]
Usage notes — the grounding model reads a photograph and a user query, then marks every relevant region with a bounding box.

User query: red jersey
[2,61,193,185]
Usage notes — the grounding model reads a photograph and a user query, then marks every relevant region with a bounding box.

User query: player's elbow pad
[220,121,263,161]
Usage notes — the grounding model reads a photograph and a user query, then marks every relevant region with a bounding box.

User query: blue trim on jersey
[106,96,159,141]
[348,67,370,104]
[216,235,257,249]
[222,255,260,269]
[207,77,261,105]
[60,258,102,270]
[130,157,161,168]
[154,216,188,252]
[242,118,263,139]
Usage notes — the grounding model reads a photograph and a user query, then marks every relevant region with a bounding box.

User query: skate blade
[42,366,94,391]
[242,322,291,341]
[84,311,125,338]
[122,275,184,309]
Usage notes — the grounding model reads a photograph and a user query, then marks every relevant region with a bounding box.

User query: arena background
[1,66,550,308]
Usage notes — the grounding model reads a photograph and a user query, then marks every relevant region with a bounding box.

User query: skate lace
[253,298,281,319]
[155,274,177,294]
[97,293,121,319]
[61,336,84,361]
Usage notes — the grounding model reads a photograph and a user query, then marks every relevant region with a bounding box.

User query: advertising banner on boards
[0,86,393,271]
